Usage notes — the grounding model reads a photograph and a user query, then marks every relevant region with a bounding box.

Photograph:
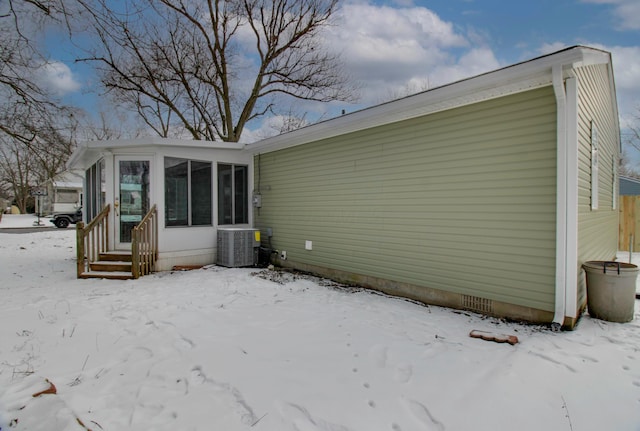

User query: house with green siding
[67,46,619,328]
[249,45,620,329]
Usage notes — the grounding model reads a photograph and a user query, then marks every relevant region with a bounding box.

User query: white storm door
[115,158,151,249]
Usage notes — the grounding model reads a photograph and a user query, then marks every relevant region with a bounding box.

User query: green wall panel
[255,86,558,311]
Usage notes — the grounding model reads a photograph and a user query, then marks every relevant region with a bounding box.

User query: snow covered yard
[0,220,639,430]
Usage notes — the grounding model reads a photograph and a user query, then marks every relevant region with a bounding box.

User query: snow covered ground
[0,214,639,431]
[0,214,52,229]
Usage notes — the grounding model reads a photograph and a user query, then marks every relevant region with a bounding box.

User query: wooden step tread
[79,271,134,280]
[90,262,132,273]
[99,252,133,262]
[91,260,132,267]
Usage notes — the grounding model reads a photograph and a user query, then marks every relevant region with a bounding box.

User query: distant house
[67,46,619,329]
[619,175,640,196]
[38,171,83,215]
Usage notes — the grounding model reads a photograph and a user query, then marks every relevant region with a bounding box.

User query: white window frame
[164,157,213,227]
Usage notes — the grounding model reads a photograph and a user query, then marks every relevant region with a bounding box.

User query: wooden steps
[79,251,134,280]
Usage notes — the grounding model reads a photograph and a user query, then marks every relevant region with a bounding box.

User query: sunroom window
[165,157,212,226]
[218,163,248,225]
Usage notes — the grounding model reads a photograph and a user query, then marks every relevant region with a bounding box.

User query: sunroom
[67,137,254,279]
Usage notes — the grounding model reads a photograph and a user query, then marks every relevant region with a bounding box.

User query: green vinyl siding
[255,86,558,311]
[576,64,620,309]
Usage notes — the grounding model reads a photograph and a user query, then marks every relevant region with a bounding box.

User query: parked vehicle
[50,208,82,228]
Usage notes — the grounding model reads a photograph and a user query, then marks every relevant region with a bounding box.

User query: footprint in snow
[188,366,258,426]
[402,398,445,431]
[190,366,207,385]
[369,345,388,368]
[394,362,413,384]
[174,336,195,351]
[527,351,577,373]
[122,346,154,363]
[276,401,351,431]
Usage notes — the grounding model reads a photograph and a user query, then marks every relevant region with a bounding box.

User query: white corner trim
[553,64,568,328]
[564,75,579,319]
[551,69,579,325]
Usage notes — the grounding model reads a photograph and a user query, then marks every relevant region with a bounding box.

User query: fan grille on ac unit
[217,228,259,267]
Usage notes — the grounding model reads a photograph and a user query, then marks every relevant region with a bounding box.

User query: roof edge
[67,136,246,170]
[246,45,613,154]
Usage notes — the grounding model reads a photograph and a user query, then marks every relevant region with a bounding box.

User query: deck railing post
[128,204,158,279]
[75,204,111,279]
[132,227,140,279]
[76,222,85,278]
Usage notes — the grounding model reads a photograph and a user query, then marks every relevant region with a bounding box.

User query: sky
[41,0,640,145]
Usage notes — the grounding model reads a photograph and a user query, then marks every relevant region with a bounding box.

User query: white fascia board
[53,182,83,188]
[247,46,611,155]
[79,137,242,151]
[67,137,248,170]
[66,144,94,171]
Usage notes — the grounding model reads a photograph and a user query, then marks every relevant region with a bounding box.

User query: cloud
[321,2,500,105]
[429,47,501,88]
[241,114,313,143]
[537,42,572,55]
[580,0,640,31]
[38,61,82,95]
[593,44,640,124]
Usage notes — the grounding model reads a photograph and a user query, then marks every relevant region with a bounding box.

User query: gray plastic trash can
[582,261,638,323]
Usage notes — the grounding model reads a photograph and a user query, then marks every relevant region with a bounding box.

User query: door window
[119,160,150,243]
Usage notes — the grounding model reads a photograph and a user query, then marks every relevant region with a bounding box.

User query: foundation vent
[461,295,494,314]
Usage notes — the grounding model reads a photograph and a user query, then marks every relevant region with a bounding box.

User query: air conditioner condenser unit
[217,228,260,267]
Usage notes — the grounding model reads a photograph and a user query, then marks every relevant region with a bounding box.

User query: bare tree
[0,0,86,212]
[377,78,431,105]
[0,105,78,213]
[620,106,640,177]
[76,0,356,142]
[0,0,74,109]
[75,108,146,141]
[626,110,640,153]
[0,137,37,214]
[1,0,50,105]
